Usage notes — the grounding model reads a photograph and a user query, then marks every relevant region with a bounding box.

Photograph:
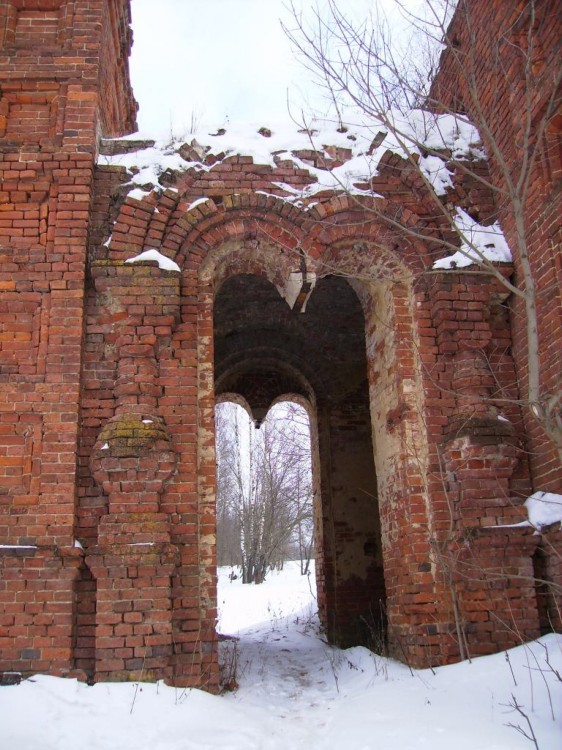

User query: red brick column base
[86,523,178,683]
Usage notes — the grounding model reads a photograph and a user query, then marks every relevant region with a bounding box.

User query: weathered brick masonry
[1,0,560,689]
[0,0,136,678]
[430,0,562,490]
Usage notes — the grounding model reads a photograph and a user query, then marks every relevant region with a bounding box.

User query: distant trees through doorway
[216,401,314,583]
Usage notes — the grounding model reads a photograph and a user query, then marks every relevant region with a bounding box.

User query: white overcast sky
[129,0,395,135]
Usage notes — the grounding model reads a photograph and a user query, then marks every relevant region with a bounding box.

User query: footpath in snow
[1,561,561,750]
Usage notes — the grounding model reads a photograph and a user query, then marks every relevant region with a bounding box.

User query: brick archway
[78,188,543,686]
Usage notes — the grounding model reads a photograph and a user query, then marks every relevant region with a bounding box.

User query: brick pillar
[86,260,181,682]
[431,270,541,655]
[356,280,455,667]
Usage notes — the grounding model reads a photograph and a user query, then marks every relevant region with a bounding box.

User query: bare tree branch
[284,0,562,464]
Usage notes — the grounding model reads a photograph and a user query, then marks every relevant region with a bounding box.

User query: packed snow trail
[218,565,562,749]
[1,562,561,750]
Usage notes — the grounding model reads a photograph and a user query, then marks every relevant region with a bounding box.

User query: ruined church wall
[431,0,562,491]
[0,0,136,678]
[0,0,559,686]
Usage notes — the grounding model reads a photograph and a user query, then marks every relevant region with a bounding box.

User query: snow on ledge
[128,187,151,201]
[433,208,512,269]
[525,491,562,531]
[124,249,180,272]
[187,197,210,211]
[99,111,483,206]
[485,490,562,533]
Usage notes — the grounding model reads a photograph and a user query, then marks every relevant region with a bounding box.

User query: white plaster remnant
[278,271,317,312]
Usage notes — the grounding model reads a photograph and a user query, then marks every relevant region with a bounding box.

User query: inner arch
[214,272,387,647]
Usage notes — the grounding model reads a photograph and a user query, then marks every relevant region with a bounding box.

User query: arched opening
[213,272,387,648]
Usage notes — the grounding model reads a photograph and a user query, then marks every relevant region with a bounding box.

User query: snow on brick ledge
[124,249,181,271]
[433,208,511,269]
[98,112,512,269]
[98,111,483,202]
[525,491,562,531]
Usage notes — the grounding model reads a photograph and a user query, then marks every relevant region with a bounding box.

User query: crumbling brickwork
[1,0,560,689]
[430,0,562,489]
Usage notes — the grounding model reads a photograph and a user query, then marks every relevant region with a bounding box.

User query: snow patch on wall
[99,111,482,202]
[525,491,562,531]
[433,209,512,269]
[125,249,181,272]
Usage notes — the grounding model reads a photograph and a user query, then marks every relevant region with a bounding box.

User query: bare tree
[215,403,243,567]
[215,402,314,583]
[276,402,315,575]
[283,0,562,465]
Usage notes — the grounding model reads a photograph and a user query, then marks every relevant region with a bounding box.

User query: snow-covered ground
[1,562,561,750]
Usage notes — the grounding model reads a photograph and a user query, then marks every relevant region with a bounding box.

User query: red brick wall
[429,0,561,657]
[430,0,562,491]
[0,0,136,678]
